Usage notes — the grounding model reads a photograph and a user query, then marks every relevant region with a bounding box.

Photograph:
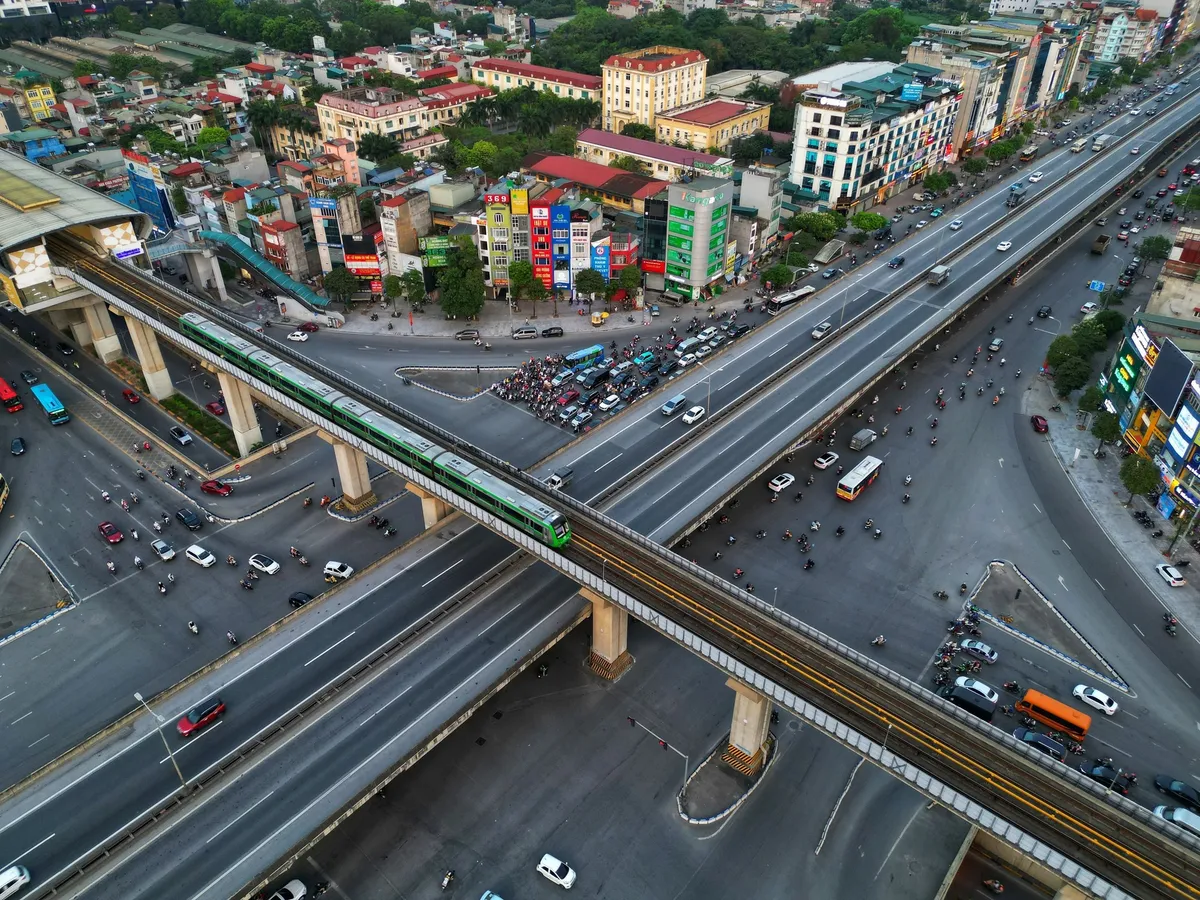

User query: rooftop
[0,150,150,259]
[603,46,707,72]
[522,152,665,197]
[472,58,601,90]
[576,128,728,167]
[659,98,764,126]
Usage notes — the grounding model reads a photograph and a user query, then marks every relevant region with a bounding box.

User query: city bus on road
[1166,82,1182,96]
[1019,145,1038,162]
[836,456,883,501]
[564,344,604,373]
[30,383,70,425]
[0,473,8,513]
[1015,689,1091,741]
[0,381,22,413]
[766,285,817,316]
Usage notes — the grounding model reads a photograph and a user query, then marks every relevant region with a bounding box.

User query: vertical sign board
[590,243,610,280]
[551,205,571,288]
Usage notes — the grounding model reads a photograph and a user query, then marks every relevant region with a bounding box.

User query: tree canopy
[438,238,486,319]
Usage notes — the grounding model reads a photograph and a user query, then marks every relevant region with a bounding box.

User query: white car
[287,331,309,342]
[916,219,929,229]
[324,561,355,582]
[1028,171,1045,183]
[1130,107,1142,115]
[681,405,706,425]
[536,854,577,889]
[1073,684,1119,715]
[996,240,1013,252]
[814,451,840,470]
[678,353,697,368]
[695,344,713,359]
[598,394,620,412]
[948,218,965,231]
[185,544,216,568]
[1130,146,1141,155]
[1131,225,1141,234]
[1156,562,1187,586]
[811,321,833,341]
[151,539,175,561]
[1080,301,1100,314]
[697,327,718,342]
[267,880,307,900]
[767,473,795,493]
[249,553,281,575]
[955,677,999,705]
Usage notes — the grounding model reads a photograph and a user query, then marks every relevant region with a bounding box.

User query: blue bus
[1166,82,1182,95]
[564,344,604,372]
[30,383,70,425]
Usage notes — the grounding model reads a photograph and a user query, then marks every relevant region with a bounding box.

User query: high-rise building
[601,47,707,135]
[663,177,735,302]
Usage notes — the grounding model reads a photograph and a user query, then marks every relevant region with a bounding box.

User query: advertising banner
[641,259,666,274]
[550,205,570,228]
[533,263,553,286]
[590,244,610,280]
[510,189,529,216]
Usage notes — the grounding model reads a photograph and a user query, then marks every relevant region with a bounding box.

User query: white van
[1154,806,1200,838]
[0,866,30,900]
[673,337,701,358]
[660,394,687,416]
[185,545,216,568]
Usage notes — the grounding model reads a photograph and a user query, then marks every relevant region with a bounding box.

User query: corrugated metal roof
[0,150,151,258]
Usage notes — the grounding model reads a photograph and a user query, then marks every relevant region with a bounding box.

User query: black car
[658,359,678,376]
[638,374,660,391]
[1133,188,1145,198]
[1036,305,1052,318]
[19,370,37,385]
[874,226,892,240]
[176,508,203,530]
[619,384,640,402]
[1120,220,1133,229]
[608,371,630,389]
[1119,274,1133,286]
[887,256,904,269]
[57,342,74,356]
[288,591,313,609]
[10,437,25,456]
[1154,776,1200,811]
[541,326,564,338]
[729,323,752,338]
[1079,764,1135,794]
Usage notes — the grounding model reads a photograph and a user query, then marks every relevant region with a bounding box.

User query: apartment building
[317,87,429,143]
[663,177,735,302]
[379,192,433,268]
[789,65,960,212]
[1090,5,1162,62]
[260,220,310,280]
[601,46,707,134]
[471,59,601,101]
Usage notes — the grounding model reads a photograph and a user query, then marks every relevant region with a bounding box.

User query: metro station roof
[0,150,151,258]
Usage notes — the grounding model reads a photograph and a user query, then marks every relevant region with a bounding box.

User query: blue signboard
[309,197,338,211]
[901,83,924,102]
[1089,280,1106,292]
[591,244,610,280]
[550,204,570,227]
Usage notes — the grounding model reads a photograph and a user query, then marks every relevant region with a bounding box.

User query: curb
[676,731,778,825]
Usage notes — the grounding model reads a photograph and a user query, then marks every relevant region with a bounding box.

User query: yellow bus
[1015,689,1091,741]
[836,456,883,501]
[0,473,8,513]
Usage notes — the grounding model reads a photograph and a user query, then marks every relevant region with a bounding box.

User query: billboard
[510,189,529,216]
[590,244,610,280]
[533,263,553,286]
[309,197,338,211]
[550,204,570,228]
[342,233,377,259]
[420,235,451,268]
[531,204,549,222]
[641,259,666,274]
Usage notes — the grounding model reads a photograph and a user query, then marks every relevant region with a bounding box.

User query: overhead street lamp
[134,691,188,790]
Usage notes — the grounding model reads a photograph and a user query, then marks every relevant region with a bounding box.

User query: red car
[1031,415,1049,433]
[98,521,123,543]
[200,479,232,496]
[205,400,226,416]
[121,389,140,404]
[1169,182,1179,190]
[298,322,319,333]
[176,696,225,736]
[556,389,580,406]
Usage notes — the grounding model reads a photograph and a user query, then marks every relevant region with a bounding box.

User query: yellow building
[21,82,55,122]
[601,46,707,135]
[655,98,771,153]
[268,120,321,162]
[317,86,427,143]
[471,59,601,101]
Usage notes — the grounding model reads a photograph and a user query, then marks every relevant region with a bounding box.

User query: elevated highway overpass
[3,88,1200,899]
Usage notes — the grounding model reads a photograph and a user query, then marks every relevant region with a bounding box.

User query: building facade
[601,46,707,135]
[655,98,771,153]
[663,177,734,302]
[575,128,733,182]
[471,59,601,100]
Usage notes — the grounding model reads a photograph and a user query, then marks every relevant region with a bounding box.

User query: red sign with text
[641,259,666,274]
[484,194,509,205]
[533,263,553,286]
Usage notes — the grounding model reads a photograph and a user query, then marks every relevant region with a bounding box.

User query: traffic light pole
[626,715,689,793]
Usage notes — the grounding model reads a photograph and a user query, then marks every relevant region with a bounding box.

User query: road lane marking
[2,833,55,870]
[205,791,274,844]
[360,686,412,727]
[304,632,357,668]
[594,453,622,473]
[161,722,224,763]
[1133,624,1144,637]
[719,376,739,390]
[421,559,463,588]
[479,603,520,637]
[1095,579,1105,591]
[0,691,15,703]
[28,735,49,748]
[652,479,684,505]
[10,711,31,725]
[719,438,741,455]
[1179,673,1193,689]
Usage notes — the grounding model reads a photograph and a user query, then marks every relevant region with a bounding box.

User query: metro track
[567,526,1200,900]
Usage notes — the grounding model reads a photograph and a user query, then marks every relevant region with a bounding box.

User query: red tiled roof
[419,83,491,108]
[661,99,755,126]
[416,65,458,80]
[338,56,375,68]
[223,188,246,203]
[262,219,299,232]
[576,128,722,165]
[603,48,705,72]
[524,152,665,196]
[168,162,204,176]
[245,62,275,75]
[76,75,97,87]
[472,58,600,91]
[206,91,243,104]
[380,195,408,208]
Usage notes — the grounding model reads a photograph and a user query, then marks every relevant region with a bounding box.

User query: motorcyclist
[134,556,143,570]
[187,621,198,634]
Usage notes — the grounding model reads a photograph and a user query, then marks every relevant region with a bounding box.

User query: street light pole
[135,691,187,790]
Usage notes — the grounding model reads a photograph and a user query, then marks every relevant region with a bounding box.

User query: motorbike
[227,631,238,645]
[187,621,199,635]
[298,556,309,566]
[441,871,455,891]
[240,578,254,590]
[134,557,144,570]
[933,590,949,600]
[157,581,166,594]
[1003,681,1020,693]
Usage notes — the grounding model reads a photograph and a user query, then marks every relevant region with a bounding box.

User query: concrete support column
[125,317,175,400]
[183,252,206,288]
[203,250,227,301]
[581,588,633,680]
[82,299,122,363]
[723,678,772,775]
[217,371,263,457]
[331,440,376,511]
[405,483,451,529]
[1053,886,1088,900]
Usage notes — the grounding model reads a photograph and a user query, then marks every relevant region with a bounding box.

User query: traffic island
[677,732,777,824]
[0,541,73,644]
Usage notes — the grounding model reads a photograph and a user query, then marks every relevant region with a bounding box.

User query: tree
[610,154,647,174]
[617,263,642,295]
[358,132,400,162]
[850,212,888,233]
[401,268,426,309]
[438,239,485,320]
[382,274,403,306]
[72,59,96,78]
[574,268,606,304]
[620,122,656,141]
[1091,410,1121,451]
[1120,454,1161,504]
[194,126,230,148]
[962,158,988,176]
[1053,356,1093,397]
[170,183,189,216]
[1045,334,1081,370]
[1138,234,1171,260]
[1077,384,1105,414]
[110,5,137,32]
[923,172,953,193]
[323,267,359,304]
[1093,309,1125,337]
[760,263,793,288]
[1072,318,1108,356]
[507,260,536,315]
[792,212,839,242]
[528,278,550,315]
